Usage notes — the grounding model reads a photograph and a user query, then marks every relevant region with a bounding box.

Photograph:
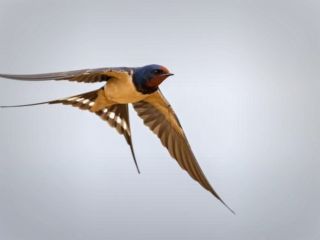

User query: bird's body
[0,64,234,213]
[87,70,147,112]
[104,70,147,104]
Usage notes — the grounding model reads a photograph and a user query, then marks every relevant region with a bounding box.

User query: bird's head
[133,64,174,94]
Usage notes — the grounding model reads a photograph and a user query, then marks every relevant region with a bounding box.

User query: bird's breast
[105,74,149,104]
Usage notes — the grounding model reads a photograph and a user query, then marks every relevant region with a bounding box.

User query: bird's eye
[153,69,163,74]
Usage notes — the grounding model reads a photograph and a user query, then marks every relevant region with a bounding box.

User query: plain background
[0,0,319,239]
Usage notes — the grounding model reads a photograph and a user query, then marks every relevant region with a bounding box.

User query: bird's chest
[105,75,148,104]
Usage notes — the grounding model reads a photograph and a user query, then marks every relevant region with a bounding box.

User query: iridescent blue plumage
[133,64,173,94]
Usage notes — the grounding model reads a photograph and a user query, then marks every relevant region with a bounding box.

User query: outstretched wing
[133,90,233,213]
[0,67,133,83]
[0,88,140,173]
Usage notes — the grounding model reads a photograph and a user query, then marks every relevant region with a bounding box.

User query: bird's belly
[105,77,148,104]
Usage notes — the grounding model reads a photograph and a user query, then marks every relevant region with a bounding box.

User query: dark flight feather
[0,88,140,173]
[133,90,234,214]
[0,67,132,83]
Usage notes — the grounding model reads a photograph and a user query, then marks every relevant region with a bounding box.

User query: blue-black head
[133,64,174,94]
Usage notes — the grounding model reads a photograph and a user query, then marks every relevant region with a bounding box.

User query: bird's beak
[162,73,174,77]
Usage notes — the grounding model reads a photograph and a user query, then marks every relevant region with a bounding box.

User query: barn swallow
[0,64,234,213]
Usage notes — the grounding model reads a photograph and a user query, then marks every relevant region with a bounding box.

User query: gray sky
[0,0,320,239]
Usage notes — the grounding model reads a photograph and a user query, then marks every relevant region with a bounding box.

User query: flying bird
[0,64,234,213]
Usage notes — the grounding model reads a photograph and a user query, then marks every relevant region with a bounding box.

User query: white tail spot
[116,116,122,124]
[82,99,90,104]
[108,112,115,119]
[67,97,78,101]
[122,121,130,136]
[122,121,128,130]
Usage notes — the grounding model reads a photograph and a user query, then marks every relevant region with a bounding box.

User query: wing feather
[0,88,140,173]
[133,91,234,213]
[51,91,140,173]
[0,67,132,83]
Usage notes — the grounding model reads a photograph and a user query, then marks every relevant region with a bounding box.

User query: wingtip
[128,140,141,174]
[208,188,235,215]
[131,151,141,174]
[221,200,236,215]
[0,101,50,108]
[0,73,23,80]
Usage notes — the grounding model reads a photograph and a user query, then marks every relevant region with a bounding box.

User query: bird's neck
[133,70,158,94]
